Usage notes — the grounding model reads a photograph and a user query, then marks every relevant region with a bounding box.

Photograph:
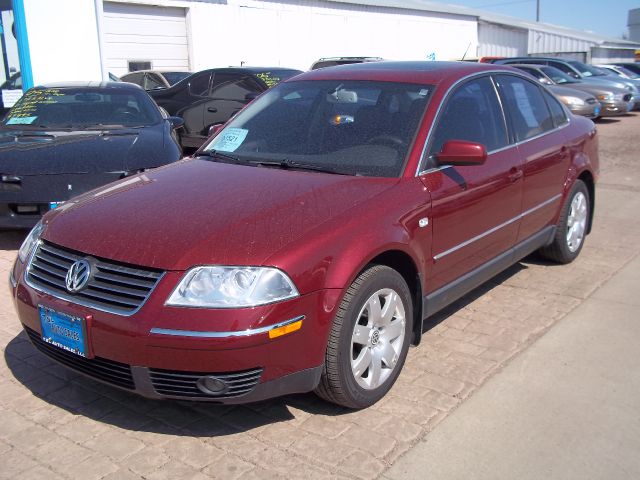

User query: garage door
[103,2,189,77]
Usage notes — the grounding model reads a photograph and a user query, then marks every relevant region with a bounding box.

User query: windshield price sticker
[213,128,248,152]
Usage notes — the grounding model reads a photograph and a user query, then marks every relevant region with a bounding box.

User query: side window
[123,72,144,87]
[548,61,576,78]
[188,72,211,97]
[428,76,508,157]
[210,74,262,101]
[495,75,554,142]
[144,74,164,90]
[542,89,568,127]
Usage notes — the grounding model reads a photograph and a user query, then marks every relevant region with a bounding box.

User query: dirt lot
[1,112,638,480]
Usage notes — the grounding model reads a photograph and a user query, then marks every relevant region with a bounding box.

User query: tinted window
[429,76,508,157]
[3,87,160,128]
[188,72,211,96]
[163,72,191,85]
[542,89,568,127]
[210,74,262,101]
[547,61,578,77]
[496,75,554,142]
[122,72,144,87]
[203,80,433,177]
[144,74,164,90]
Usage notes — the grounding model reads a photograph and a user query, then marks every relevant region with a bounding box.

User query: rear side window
[189,72,211,97]
[429,76,508,157]
[542,89,568,127]
[495,75,554,142]
[210,74,262,101]
[122,72,144,87]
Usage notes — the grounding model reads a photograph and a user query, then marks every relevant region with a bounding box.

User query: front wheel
[539,179,590,264]
[315,265,412,408]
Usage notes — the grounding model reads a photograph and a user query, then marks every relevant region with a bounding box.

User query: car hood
[43,159,397,271]
[0,126,165,175]
[548,85,594,101]
[580,76,633,92]
[557,82,628,97]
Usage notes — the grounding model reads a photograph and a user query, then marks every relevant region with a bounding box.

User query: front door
[420,75,523,293]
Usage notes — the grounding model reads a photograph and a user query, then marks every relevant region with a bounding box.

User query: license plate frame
[39,305,88,357]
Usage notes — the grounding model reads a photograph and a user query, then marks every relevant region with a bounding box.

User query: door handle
[207,107,218,113]
[508,168,523,182]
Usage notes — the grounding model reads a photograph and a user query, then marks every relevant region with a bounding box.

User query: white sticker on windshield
[213,128,248,152]
[6,116,37,125]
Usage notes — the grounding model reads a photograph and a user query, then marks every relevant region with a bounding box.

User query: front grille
[25,326,135,390]
[149,367,263,399]
[26,241,163,315]
[623,94,632,102]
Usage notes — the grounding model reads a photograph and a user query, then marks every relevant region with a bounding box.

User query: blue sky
[439,0,639,39]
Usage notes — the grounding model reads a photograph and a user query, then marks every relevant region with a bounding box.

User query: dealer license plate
[39,306,87,357]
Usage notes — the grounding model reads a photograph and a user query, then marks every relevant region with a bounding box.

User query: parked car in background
[121,70,191,90]
[11,62,598,409]
[595,64,640,91]
[510,64,633,117]
[310,57,384,70]
[494,57,640,108]
[0,82,183,229]
[150,67,302,149]
[612,62,640,76]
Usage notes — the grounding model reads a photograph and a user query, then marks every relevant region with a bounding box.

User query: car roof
[122,70,190,75]
[289,61,518,85]
[36,81,143,90]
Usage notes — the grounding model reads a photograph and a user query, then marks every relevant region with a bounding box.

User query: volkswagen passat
[10,62,598,408]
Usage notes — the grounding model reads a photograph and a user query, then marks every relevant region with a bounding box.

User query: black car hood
[0,127,166,175]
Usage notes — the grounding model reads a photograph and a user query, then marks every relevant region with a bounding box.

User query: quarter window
[542,89,568,127]
[429,76,508,158]
[496,75,555,142]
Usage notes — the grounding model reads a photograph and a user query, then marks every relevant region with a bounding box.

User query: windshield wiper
[250,158,352,175]
[194,149,244,164]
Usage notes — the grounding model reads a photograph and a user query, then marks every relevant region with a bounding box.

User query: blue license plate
[594,105,601,117]
[39,306,87,357]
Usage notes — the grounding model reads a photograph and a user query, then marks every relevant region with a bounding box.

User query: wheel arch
[577,169,595,234]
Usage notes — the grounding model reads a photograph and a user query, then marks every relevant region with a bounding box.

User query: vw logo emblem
[65,260,91,293]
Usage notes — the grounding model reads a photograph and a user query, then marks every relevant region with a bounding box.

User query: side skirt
[422,226,556,320]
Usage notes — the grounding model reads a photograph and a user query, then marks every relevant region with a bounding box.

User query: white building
[1,0,639,93]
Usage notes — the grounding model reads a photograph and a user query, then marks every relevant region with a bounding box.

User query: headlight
[18,221,45,263]
[596,93,614,102]
[561,96,585,107]
[166,266,299,308]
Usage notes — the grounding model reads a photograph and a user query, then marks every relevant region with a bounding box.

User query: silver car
[512,64,633,117]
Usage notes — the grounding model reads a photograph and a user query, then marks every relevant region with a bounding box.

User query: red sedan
[10,62,598,408]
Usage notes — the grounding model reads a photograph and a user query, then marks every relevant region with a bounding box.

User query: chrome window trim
[149,315,306,338]
[24,240,165,317]
[433,194,562,261]
[416,71,573,177]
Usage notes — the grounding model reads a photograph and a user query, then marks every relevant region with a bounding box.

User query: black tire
[539,180,590,264]
[315,265,413,409]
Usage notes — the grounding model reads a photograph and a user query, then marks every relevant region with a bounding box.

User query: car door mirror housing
[208,122,225,137]
[436,140,487,166]
[167,116,184,130]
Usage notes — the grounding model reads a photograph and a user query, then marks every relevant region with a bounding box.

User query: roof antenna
[461,42,471,61]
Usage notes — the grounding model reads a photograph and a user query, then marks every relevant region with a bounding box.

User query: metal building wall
[527,29,594,61]
[591,47,637,64]
[477,21,527,58]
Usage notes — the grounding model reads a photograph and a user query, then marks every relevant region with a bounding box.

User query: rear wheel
[315,265,412,408]
[539,179,590,264]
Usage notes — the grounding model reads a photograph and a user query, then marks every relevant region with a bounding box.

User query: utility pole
[536,0,540,22]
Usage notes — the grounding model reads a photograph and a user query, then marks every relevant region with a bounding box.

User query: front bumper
[599,99,633,117]
[11,256,341,403]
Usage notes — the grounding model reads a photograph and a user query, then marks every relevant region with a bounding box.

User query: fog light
[196,376,229,395]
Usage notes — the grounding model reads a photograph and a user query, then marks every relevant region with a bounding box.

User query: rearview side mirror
[167,116,184,130]
[436,140,487,166]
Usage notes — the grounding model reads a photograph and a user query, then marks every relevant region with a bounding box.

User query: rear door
[420,75,523,291]
[494,74,570,243]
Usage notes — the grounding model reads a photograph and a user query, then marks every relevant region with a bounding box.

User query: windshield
[2,87,161,128]
[568,61,605,77]
[163,72,191,85]
[540,66,578,84]
[616,66,639,79]
[202,80,432,177]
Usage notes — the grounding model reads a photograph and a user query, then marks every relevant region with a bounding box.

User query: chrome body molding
[433,194,562,261]
[150,315,306,338]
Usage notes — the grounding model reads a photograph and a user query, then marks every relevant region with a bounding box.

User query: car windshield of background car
[568,61,606,78]
[541,66,579,85]
[202,80,433,177]
[2,88,160,129]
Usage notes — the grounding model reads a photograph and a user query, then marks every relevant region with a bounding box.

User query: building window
[128,60,151,72]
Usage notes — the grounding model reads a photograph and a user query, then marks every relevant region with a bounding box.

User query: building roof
[326,0,640,48]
